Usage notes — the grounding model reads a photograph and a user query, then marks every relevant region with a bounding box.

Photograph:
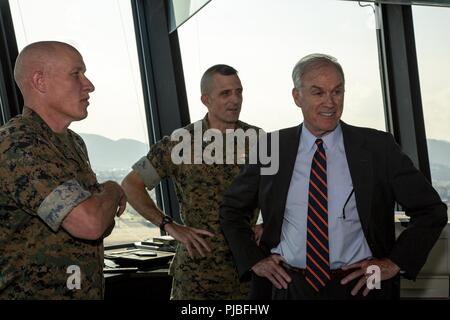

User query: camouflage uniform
[0,107,104,299]
[133,115,259,300]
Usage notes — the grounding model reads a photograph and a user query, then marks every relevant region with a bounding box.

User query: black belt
[282,262,354,280]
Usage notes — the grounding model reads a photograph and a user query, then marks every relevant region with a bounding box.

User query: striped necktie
[305,139,331,291]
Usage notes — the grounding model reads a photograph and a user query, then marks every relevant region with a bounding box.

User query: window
[413,5,450,209]
[168,0,211,32]
[177,0,385,132]
[9,0,159,245]
[0,95,5,125]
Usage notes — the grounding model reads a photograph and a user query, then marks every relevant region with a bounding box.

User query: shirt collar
[22,106,73,144]
[202,113,245,132]
[300,122,342,153]
[202,114,211,131]
[22,106,54,136]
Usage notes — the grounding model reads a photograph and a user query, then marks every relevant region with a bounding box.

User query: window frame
[0,0,446,217]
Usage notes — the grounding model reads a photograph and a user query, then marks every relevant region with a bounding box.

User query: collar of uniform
[300,122,342,153]
[202,113,247,132]
[202,114,211,132]
[22,106,74,150]
[22,106,57,137]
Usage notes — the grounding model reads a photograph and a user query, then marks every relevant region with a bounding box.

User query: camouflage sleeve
[38,179,92,232]
[132,136,175,189]
[0,136,91,231]
[132,156,162,190]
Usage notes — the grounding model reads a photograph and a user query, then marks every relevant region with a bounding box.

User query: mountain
[78,133,450,183]
[428,139,450,184]
[430,163,450,182]
[427,139,450,168]
[79,133,149,171]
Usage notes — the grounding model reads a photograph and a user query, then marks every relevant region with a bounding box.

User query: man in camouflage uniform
[122,65,260,299]
[0,41,126,299]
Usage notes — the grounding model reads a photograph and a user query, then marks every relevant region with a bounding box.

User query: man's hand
[116,189,127,216]
[251,254,292,289]
[101,181,127,216]
[341,258,400,296]
[102,219,116,238]
[165,223,214,258]
[253,224,263,245]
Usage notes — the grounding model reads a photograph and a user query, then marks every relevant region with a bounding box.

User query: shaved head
[12,41,94,132]
[14,41,81,93]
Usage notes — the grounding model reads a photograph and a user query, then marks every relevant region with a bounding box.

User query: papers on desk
[395,211,410,228]
[104,243,175,270]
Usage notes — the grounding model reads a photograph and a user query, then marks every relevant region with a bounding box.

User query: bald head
[14,41,81,94]
[12,41,94,132]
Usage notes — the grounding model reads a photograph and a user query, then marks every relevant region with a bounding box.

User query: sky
[9,0,149,144]
[8,0,450,143]
[178,0,386,132]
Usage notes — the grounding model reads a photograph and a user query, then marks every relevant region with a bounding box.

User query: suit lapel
[341,122,373,233]
[270,125,302,221]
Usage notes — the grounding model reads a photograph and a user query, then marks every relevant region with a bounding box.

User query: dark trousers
[249,269,400,300]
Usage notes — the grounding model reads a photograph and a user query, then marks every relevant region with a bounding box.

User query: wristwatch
[159,215,173,232]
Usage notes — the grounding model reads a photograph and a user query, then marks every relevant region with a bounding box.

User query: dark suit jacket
[219,122,447,286]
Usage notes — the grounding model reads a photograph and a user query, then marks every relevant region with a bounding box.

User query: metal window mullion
[131,0,189,224]
[0,0,22,122]
[378,3,431,181]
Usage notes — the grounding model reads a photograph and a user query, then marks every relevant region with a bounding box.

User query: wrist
[159,215,173,232]
[102,181,119,194]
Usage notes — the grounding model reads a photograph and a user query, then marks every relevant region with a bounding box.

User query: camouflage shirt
[133,115,259,300]
[0,108,103,300]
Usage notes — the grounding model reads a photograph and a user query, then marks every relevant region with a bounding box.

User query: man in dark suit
[219,53,448,300]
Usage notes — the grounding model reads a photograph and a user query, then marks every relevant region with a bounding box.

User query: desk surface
[104,242,175,276]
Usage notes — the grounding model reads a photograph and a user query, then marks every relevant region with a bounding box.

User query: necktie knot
[315,139,323,146]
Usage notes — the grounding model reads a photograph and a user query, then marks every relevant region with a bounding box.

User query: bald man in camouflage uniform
[0,41,126,299]
[122,65,260,299]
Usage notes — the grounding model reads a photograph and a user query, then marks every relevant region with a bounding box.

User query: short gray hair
[292,53,345,89]
[200,64,238,95]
